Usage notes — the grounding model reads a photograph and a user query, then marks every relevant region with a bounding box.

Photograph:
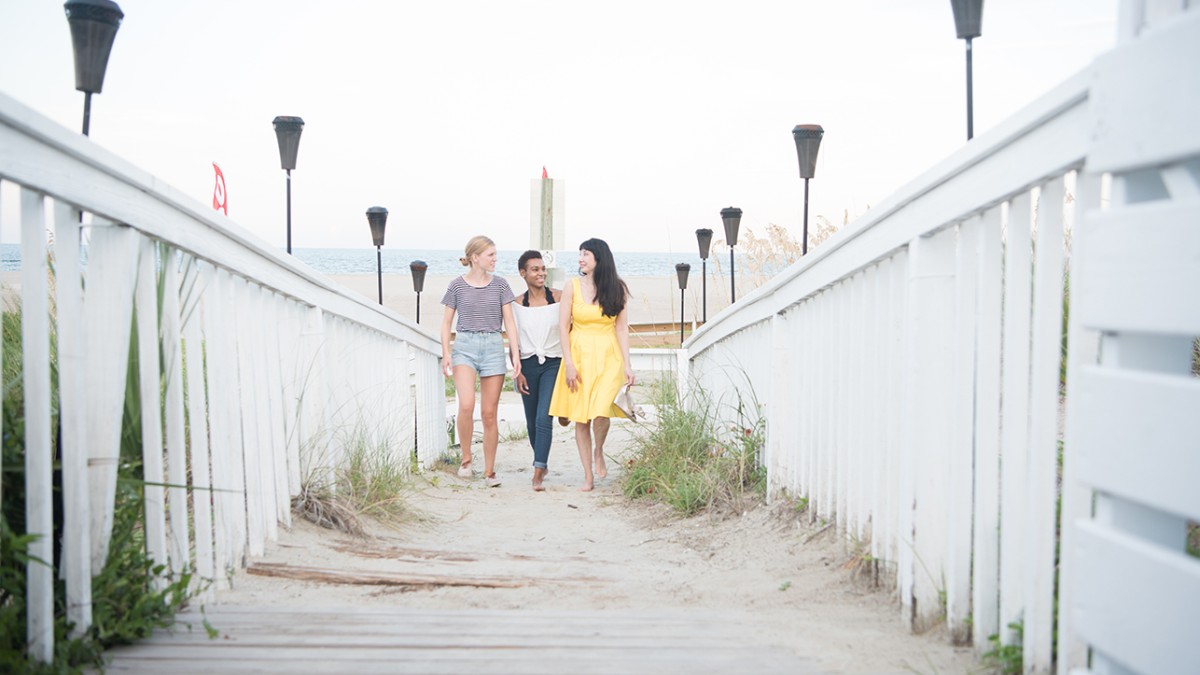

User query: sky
[1,0,1118,254]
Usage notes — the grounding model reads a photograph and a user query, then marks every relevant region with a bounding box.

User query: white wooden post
[53,200,92,634]
[160,249,191,573]
[972,206,1005,648]
[134,236,169,584]
[263,291,290,529]
[1056,170,1103,674]
[21,188,53,663]
[948,217,981,644]
[868,260,889,561]
[234,277,267,557]
[1024,176,1068,672]
[83,224,138,575]
[181,261,215,601]
[849,271,868,540]
[834,280,849,537]
[999,191,1034,645]
[884,251,908,567]
[905,228,958,632]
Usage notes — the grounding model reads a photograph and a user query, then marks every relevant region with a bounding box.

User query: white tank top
[513,301,562,363]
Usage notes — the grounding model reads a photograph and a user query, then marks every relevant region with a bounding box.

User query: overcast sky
[2,0,1117,254]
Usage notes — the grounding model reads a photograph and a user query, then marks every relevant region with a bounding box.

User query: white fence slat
[868,262,888,560]
[160,251,191,573]
[834,281,848,534]
[1056,169,1104,675]
[849,272,868,541]
[1025,177,1068,672]
[279,301,303,496]
[1089,9,1200,173]
[998,191,1034,645]
[972,206,1005,648]
[251,286,279,542]
[819,291,834,522]
[906,228,958,632]
[181,261,215,601]
[800,300,816,506]
[21,188,53,663]
[53,200,92,635]
[263,291,290,529]
[1073,520,1200,674]
[234,277,267,557]
[1076,368,1200,521]
[886,250,909,582]
[1076,199,1200,336]
[298,307,330,477]
[83,224,138,575]
[135,236,169,580]
[948,218,981,645]
[772,309,792,494]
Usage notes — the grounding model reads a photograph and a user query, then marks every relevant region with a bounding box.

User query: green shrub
[1,302,197,672]
[620,377,766,516]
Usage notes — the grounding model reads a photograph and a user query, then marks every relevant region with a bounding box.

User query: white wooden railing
[0,90,446,662]
[682,4,1198,674]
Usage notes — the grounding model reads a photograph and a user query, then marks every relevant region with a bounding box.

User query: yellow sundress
[547,278,627,423]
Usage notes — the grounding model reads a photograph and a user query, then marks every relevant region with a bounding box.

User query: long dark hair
[580,238,628,317]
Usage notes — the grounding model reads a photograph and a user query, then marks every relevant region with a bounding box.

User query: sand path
[215,404,979,674]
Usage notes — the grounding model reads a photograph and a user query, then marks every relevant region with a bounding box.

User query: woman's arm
[440,305,456,377]
[501,302,521,381]
[559,280,579,391]
[616,299,634,386]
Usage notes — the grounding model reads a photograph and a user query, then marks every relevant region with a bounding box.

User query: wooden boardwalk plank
[99,606,816,674]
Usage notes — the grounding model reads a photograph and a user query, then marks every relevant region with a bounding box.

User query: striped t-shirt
[441,275,516,332]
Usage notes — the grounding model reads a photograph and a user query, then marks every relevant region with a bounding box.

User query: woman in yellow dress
[548,238,635,491]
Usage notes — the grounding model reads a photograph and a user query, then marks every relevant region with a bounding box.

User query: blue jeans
[520,355,562,468]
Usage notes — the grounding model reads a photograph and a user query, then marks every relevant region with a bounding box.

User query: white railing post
[134,236,169,586]
[972,206,1005,648]
[948,217,982,645]
[1024,176,1068,672]
[21,188,53,663]
[181,262,216,601]
[83,223,138,575]
[905,228,958,632]
[999,191,1035,646]
[160,249,191,574]
[53,200,92,635]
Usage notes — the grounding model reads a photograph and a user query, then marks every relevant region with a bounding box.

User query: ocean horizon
[0,244,710,279]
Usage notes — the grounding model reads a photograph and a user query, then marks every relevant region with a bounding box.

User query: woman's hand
[442,353,453,378]
[511,358,522,382]
[515,373,529,395]
[565,362,580,392]
[625,365,636,387]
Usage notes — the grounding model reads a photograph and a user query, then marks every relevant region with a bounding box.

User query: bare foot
[532,467,546,492]
[578,481,594,492]
[594,453,608,479]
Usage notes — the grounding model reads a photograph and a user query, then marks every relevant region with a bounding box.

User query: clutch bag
[613,384,644,422]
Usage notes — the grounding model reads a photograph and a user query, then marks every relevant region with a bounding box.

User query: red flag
[542,166,548,179]
[212,162,228,215]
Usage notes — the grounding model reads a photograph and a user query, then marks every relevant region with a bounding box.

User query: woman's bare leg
[479,375,504,477]
[453,366,478,469]
[575,421,594,491]
[592,417,610,479]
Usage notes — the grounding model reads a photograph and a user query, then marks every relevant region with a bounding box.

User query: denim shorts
[451,331,507,377]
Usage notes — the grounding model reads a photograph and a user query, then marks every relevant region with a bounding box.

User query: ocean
[0,244,711,278]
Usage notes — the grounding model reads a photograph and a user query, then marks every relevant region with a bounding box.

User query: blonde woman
[440,236,521,487]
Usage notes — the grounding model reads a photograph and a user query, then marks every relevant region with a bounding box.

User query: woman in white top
[512,250,563,492]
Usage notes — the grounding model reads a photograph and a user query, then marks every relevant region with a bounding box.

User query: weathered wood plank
[246,562,530,588]
[99,607,814,674]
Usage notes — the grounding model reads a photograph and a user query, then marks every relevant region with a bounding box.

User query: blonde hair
[459,235,495,267]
